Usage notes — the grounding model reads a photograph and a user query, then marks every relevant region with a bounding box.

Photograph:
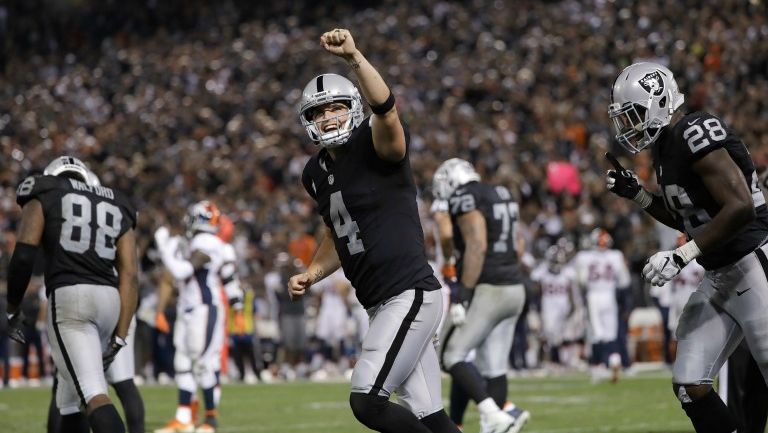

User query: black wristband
[370,92,395,115]
[7,242,39,307]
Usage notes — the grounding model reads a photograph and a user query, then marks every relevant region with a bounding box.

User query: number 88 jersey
[448,181,524,285]
[651,111,768,269]
[16,175,137,293]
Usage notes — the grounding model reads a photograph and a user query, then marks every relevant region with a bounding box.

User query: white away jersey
[178,232,226,311]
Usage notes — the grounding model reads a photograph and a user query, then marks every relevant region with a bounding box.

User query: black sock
[680,388,737,433]
[47,397,63,433]
[448,362,489,403]
[349,393,432,433]
[421,409,462,433]
[88,404,126,433]
[60,413,89,433]
[486,375,508,408]
[112,380,146,433]
[449,380,470,425]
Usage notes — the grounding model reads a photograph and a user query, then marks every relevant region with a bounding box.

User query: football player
[571,228,631,382]
[153,201,227,433]
[433,158,530,433]
[531,243,580,369]
[8,156,137,433]
[429,190,474,429]
[289,29,459,433]
[46,170,146,433]
[607,61,768,432]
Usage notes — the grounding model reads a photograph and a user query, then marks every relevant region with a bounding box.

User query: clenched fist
[287,272,313,300]
[320,29,358,59]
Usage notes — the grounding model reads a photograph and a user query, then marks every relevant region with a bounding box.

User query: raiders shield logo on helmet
[638,70,665,96]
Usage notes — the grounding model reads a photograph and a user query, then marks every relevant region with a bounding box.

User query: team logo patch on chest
[639,71,665,96]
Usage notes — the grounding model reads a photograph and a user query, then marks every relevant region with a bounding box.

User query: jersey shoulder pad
[301,154,321,199]
[112,189,138,229]
[675,111,730,158]
[221,243,236,261]
[16,175,65,207]
[447,184,480,216]
[191,232,224,256]
[430,198,448,214]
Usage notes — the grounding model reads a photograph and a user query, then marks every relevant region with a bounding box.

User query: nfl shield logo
[328,174,335,185]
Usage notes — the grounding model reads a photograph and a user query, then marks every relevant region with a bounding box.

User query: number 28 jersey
[448,181,524,285]
[16,175,137,292]
[652,111,768,269]
[301,117,440,309]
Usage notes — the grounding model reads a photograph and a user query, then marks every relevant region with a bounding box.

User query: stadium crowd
[1,0,767,385]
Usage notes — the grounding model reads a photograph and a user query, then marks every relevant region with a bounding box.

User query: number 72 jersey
[448,181,524,285]
[651,111,768,270]
[16,174,137,293]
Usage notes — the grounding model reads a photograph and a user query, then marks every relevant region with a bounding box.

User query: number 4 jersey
[301,117,440,309]
[16,175,137,293]
[652,111,768,269]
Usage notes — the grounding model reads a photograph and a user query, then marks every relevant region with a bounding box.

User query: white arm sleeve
[158,239,194,281]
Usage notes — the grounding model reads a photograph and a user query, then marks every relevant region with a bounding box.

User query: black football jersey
[448,181,524,285]
[16,175,137,293]
[301,117,440,309]
[652,111,768,269]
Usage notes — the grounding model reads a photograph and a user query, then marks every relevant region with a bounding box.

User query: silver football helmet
[86,170,101,187]
[184,200,221,237]
[608,62,685,153]
[432,158,481,200]
[298,74,364,148]
[44,156,99,185]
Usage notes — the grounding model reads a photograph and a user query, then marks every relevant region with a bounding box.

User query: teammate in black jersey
[7,156,138,433]
[288,29,457,433]
[606,62,768,433]
[433,158,530,433]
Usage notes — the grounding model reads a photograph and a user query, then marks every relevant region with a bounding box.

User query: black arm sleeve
[7,242,39,307]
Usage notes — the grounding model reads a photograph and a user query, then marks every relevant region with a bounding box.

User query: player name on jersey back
[16,174,137,293]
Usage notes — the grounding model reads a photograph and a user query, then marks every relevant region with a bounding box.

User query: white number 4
[330,191,365,255]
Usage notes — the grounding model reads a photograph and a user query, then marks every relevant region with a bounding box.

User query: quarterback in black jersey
[288,29,456,433]
[433,158,530,433]
[7,156,137,433]
[607,62,768,433]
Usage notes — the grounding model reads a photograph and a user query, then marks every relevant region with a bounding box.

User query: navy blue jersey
[301,117,440,309]
[16,175,137,293]
[448,181,524,285]
[652,111,768,269]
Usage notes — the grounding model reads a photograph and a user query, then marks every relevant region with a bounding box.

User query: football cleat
[194,423,216,433]
[480,410,515,433]
[153,419,195,433]
[505,405,531,433]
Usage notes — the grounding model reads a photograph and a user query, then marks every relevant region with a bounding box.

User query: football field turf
[0,371,713,432]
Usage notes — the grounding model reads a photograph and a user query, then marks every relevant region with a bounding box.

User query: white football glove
[643,250,684,286]
[449,304,467,327]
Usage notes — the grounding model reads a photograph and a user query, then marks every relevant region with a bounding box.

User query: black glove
[605,152,641,200]
[447,280,471,305]
[102,334,127,371]
[7,311,26,345]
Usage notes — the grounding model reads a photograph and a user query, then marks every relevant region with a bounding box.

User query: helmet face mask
[432,158,481,200]
[44,156,97,185]
[608,62,684,154]
[298,74,364,148]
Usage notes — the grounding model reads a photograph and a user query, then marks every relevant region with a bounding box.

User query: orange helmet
[218,214,234,243]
